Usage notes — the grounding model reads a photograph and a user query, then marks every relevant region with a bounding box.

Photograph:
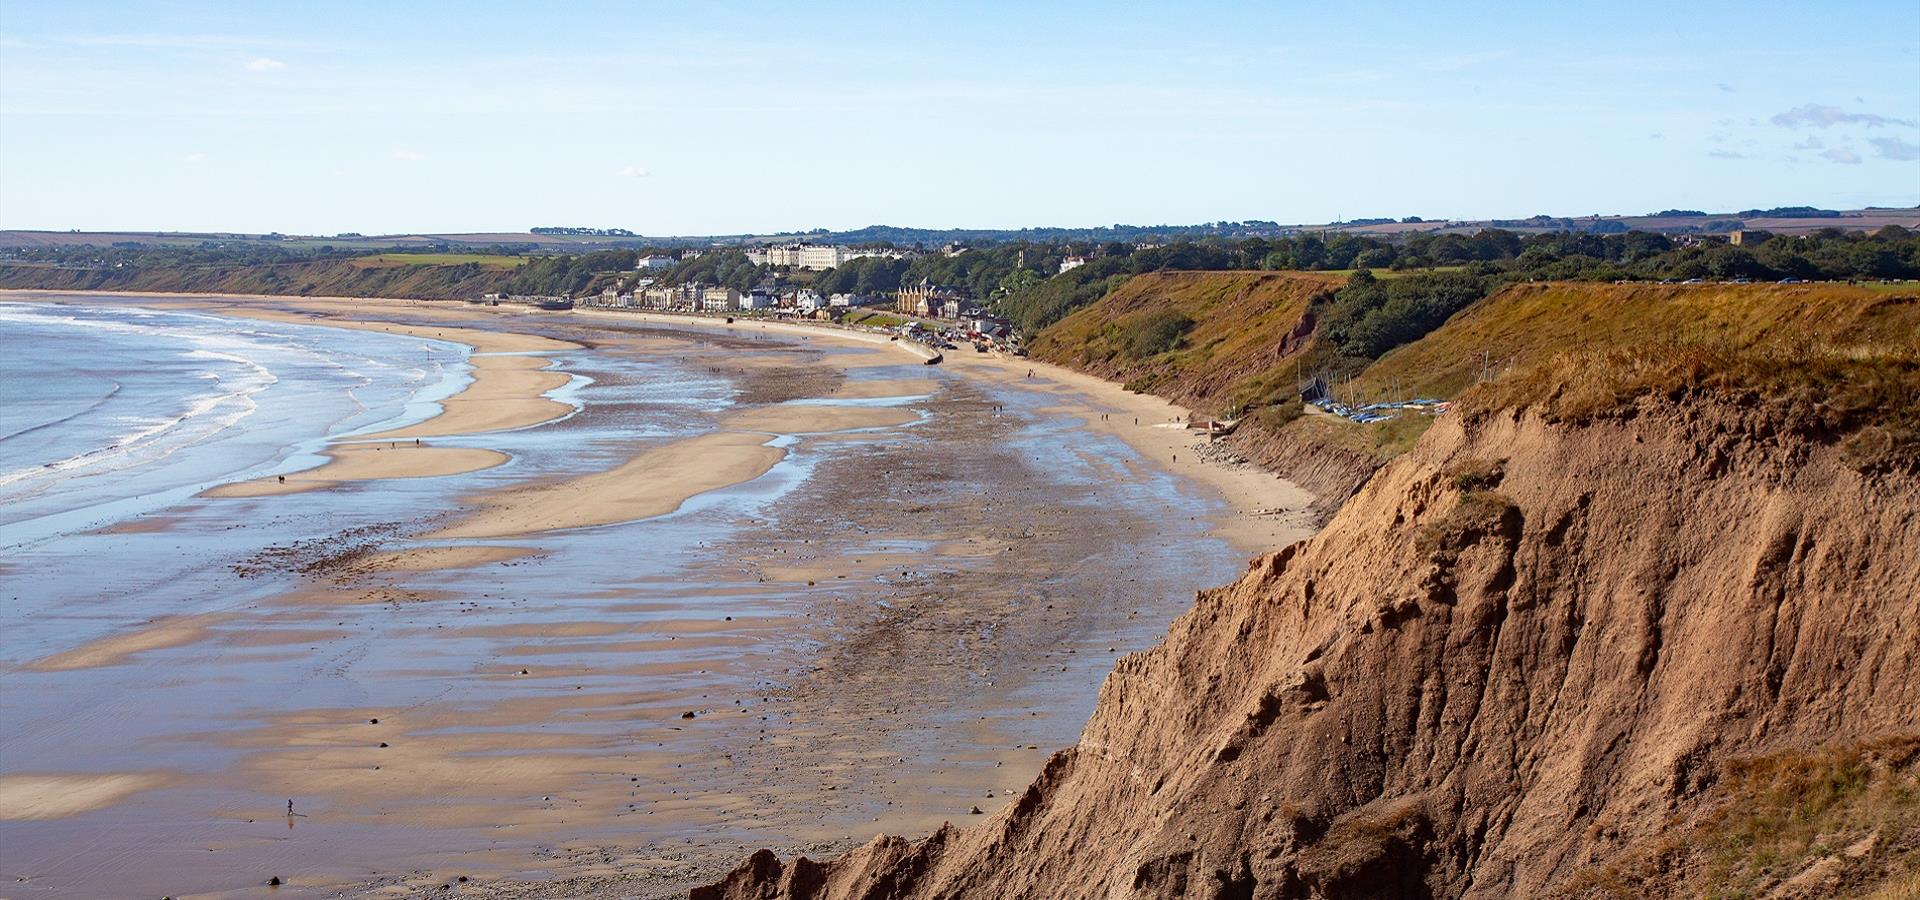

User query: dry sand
[220,305,580,439]
[432,432,788,539]
[358,354,573,440]
[0,773,172,820]
[203,444,509,497]
[186,303,577,496]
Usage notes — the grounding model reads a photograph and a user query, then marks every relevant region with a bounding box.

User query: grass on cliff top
[1561,736,1920,900]
[1279,409,1436,461]
[1460,341,1920,472]
[1357,281,1920,401]
[351,252,528,269]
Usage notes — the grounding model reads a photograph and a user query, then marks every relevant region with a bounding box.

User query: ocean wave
[0,380,123,443]
[0,319,280,491]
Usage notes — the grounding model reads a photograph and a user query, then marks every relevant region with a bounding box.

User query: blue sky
[2,1,1917,235]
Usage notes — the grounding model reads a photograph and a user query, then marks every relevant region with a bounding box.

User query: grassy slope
[0,257,521,300]
[1364,281,1920,471]
[1029,274,1920,503]
[1029,271,1343,415]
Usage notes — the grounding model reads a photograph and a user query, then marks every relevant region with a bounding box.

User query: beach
[0,290,1316,898]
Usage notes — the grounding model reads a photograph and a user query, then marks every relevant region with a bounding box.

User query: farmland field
[352,252,528,268]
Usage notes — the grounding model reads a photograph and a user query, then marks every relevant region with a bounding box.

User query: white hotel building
[744,244,904,271]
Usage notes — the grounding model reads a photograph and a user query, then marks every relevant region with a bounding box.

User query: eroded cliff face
[697,398,1920,899]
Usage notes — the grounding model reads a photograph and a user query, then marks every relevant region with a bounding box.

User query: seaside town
[481,242,1025,358]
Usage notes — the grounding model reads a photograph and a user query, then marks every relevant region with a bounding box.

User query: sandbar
[203,444,509,497]
[26,613,227,671]
[432,432,787,539]
[360,354,573,440]
[0,773,172,820]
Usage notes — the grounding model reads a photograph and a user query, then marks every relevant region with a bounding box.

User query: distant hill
[4,206,1914,252]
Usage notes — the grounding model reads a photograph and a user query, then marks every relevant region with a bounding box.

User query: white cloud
[392,150,427,161]
[1771,103,1914,129]
[615,165,651,177]
[244,57,287,72]
[181,152,208,163]
[1870,137,1920,161]
[1821,147,1863,165]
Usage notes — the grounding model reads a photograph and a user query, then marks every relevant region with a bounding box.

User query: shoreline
[2,288,1311,552]
[570,305,1309,554]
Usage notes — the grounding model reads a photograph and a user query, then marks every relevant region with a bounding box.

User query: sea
[0,300,470,548]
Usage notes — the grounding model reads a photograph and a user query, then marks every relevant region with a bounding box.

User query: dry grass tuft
[1557,735,1920,899]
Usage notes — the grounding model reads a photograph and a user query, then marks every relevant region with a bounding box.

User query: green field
[844,310,908,329]
[1858,279,1920,294]
[353,252,528,269]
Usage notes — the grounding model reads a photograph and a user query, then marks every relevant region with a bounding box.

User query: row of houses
[584,283,895,314]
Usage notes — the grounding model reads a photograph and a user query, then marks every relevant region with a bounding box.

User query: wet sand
[563,306,1311,554]
[25,612,229,671]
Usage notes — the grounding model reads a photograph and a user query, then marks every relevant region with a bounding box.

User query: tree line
[8,226,1916,337]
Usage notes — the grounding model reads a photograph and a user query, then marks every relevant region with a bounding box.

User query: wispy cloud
[1771,103,1915,129]
[1707,150,1748,160]
[1871,136,1920,161]
[181,152,208,163]
[1793,136,1825,151]
[1821,147,1863,165]
[392,150,427,162]
[1714,82,1735,93]
[243,57,286,72]
[615,165,651,177]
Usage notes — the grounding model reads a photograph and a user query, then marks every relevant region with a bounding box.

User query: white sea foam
[0,344,276,489]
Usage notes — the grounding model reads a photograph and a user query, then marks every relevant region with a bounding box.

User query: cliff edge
[697,325,1920,898]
